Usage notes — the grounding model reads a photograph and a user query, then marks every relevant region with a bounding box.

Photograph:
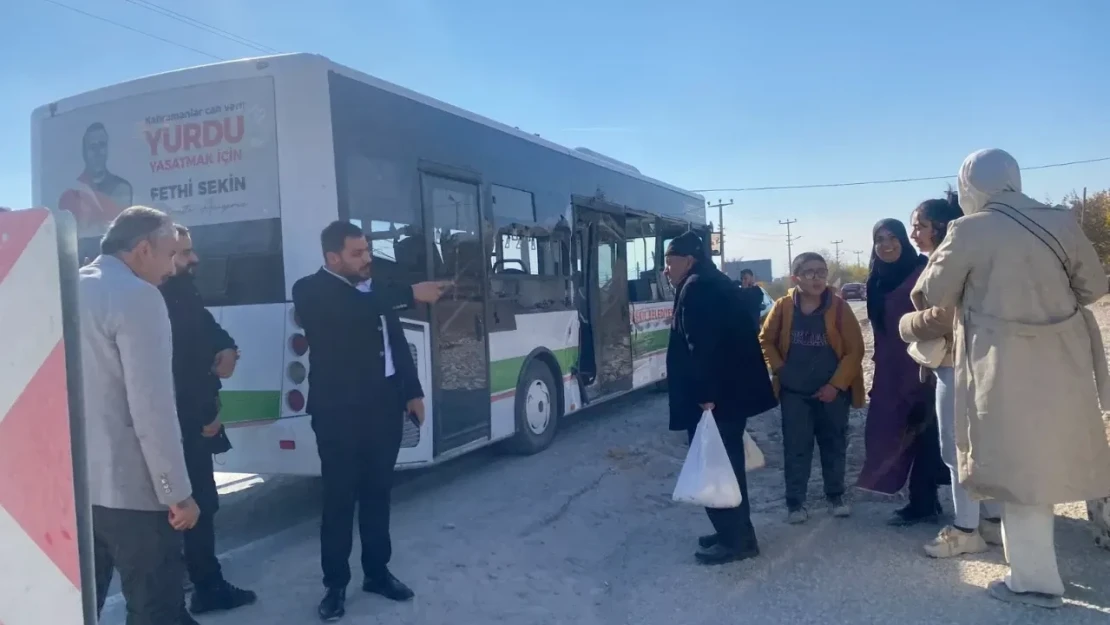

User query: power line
[40,0,225,60]
[121,0,279,54]
[830,240,844,267]
[691,156,1110,193]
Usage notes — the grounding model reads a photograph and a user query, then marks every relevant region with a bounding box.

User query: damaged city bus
[31,53,707,475]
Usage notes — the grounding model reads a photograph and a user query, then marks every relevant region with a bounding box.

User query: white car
[758,286,774,322]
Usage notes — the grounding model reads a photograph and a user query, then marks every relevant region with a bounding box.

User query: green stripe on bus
[489,346,578,395]
[219,390,282,423]
[632,328,669,357]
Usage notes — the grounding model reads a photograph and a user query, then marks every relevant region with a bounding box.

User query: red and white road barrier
[0,208,93,625]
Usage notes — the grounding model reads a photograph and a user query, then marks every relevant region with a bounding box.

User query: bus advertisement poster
[37,75,280,239]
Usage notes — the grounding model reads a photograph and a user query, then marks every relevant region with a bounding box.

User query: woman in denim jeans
[900,191,1003,557]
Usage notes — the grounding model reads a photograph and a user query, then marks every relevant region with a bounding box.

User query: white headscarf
[957,148,1023,215]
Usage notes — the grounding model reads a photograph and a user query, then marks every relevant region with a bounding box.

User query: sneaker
[828,497,851,518]
[787,508,809,524]
[190,580,258,615]
[987,580,1063,609]
[979,518,1003,546]
[924,525,989,558]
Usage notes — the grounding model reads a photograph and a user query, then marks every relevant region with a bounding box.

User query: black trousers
[182,442,223,591]
[780,391,850,510]
[686,417,757,549]
[907,400,945,512]
[314,387,404,589]
[94,505,186,625]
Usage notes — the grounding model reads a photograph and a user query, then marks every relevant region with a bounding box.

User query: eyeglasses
[797,269,828,280]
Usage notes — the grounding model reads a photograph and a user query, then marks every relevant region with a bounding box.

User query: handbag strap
[981,201,1071,285]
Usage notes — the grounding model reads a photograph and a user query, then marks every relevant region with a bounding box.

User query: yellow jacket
[759,288,866,408]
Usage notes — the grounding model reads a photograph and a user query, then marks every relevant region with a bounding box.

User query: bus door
[421,172,493,454]
[574,201,634,402]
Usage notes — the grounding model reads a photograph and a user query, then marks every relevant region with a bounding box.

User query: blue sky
[3,0,1108,275]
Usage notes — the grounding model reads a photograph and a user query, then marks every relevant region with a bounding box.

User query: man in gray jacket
[81,206,201,625]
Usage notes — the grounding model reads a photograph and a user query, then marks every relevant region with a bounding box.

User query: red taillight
[290,333,309,356]
[279,439,296,450]
[287,361,307,385]
[286,389,305,412]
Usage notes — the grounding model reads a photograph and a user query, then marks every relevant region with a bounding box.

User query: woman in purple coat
[857,218,946,525]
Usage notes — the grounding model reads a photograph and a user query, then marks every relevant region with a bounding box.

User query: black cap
[665,231,705,258]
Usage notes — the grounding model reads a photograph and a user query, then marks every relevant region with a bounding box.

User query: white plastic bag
[743,430,765,471]
[672,410,743,508]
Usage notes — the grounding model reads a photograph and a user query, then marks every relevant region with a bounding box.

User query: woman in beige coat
[915,148,1110,609]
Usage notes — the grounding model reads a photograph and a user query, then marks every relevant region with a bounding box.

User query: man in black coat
[160,225,256,617]
[734,268,764,331]
[292,221,438,622]
[664,231,778,565]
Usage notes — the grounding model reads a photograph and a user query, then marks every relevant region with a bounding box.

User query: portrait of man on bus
[58,121,133,235]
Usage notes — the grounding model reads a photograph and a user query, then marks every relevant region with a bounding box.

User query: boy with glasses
[759,253,866,524]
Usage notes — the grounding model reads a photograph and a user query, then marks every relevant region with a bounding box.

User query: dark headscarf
[866,218,926,333]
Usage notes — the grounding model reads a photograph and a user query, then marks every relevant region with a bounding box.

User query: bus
[32,53,708,475]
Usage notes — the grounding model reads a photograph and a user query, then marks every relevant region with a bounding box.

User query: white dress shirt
[323,267,395,377]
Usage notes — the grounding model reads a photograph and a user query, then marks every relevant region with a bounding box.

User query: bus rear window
[189,218,285,306]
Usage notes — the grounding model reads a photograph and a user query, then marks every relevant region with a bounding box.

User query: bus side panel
[487,310,578,440]
[395,321,434,465]
[629,302,672,388]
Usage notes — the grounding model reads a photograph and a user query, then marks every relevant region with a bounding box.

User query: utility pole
[779,218,799,275]
[853,250,864,267]
[830,240,844,268]
[707,198,734,261]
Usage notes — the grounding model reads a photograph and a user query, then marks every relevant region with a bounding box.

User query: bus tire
[505,360,559,455]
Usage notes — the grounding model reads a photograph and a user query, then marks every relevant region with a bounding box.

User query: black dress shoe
[318,587,346,622]
[694,542,760,565]
[362,570,414,602]
[190,580,258,614]
[698,533,720,549]
[887,503,941,527]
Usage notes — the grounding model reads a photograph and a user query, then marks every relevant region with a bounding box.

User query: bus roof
[32,52,704,206]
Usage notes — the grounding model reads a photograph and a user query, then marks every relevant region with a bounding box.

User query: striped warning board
[0,209,92,625]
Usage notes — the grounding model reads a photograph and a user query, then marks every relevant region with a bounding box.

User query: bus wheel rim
[525,379,551,434]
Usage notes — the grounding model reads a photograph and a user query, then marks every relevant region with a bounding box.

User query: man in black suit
[292,221,441,621]
[664,231,778,565]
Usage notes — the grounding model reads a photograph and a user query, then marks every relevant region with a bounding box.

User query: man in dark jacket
[160,225,256,617]
[292,221,431,622]
[734,269,764,331]
[665,231,778,565]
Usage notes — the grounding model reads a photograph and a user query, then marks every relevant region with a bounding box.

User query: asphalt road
[99,366,1108,624]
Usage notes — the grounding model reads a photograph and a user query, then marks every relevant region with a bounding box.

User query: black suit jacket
[666,263,777,431]
[291,269,423,425]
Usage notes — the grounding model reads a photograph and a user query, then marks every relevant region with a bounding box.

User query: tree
[1062,189,1110,267]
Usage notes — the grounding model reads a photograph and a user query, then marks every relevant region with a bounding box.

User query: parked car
[758,286,774,321]
[840,282,865,300]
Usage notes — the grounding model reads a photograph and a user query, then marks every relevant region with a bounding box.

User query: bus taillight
[286,389,306,412]
[287,361,307,384]
[290,333,309,356]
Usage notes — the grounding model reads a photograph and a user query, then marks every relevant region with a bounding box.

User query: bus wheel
[505,360,559,455]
